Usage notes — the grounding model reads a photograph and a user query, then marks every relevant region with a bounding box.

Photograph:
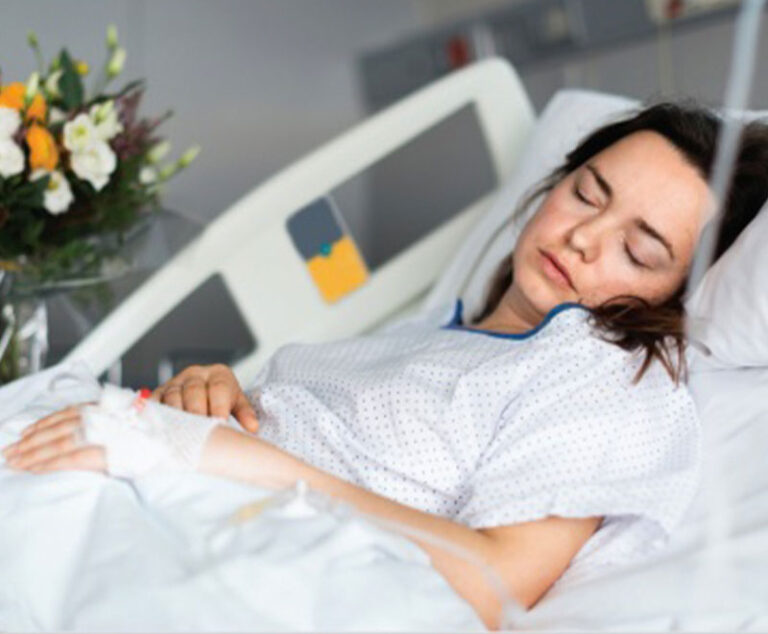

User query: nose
[565,217,603,263]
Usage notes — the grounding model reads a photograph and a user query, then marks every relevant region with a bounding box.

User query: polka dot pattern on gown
[249,299,701,581]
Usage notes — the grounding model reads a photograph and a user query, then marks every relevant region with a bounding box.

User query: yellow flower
[75,60,90,76]
[26,124,59,171]
[0,260,22,272]
[0,83,25,111]
[25,93,47,123]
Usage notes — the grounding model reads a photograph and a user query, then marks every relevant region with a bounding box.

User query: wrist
[199,425,293,489]
[82,384,218,479]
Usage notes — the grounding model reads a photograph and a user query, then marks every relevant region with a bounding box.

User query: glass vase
[0,291,49,384]
[0,268,118,385]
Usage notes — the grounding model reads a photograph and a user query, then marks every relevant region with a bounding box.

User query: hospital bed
[1,55,767,631]
[61,58,535,385]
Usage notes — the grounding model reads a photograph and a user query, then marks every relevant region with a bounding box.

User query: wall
[1,1,765,385]
[0,0,437,384]
[520,10,768,111]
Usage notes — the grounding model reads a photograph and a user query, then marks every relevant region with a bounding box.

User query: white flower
[107,48,126,78]
[45,70,63,99]
[70,141,117,191]
[0,138,25,178]
[25,72,40,101]
[158,163,177,180]
[106,24,119,50]
[139,166,157,185]
[146,141,170,164]
[49,107,67,125]
[89,100,123,141]
[31,169,74,215]
[63,113,97,153]
[178,145,200,168]
[0,107,21,138]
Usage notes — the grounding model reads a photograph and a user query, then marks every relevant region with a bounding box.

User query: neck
[472,285,545,334]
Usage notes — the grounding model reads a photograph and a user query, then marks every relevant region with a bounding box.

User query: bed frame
[62,58,535,384]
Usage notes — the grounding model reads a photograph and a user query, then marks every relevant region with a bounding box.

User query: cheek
[648,269,689,303]
[515,195,568,252]
[585,267,686,307]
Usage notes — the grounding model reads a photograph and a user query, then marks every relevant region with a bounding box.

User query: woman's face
[503,130,714,328]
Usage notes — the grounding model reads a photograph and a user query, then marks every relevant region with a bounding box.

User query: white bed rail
[63,58,535,385]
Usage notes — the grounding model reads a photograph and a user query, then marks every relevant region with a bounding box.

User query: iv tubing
[686,0,766,613]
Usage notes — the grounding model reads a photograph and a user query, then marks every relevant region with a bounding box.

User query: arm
[201,426,601,630]
[4,373,600,630]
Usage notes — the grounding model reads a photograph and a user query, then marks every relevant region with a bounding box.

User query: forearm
[200,426,509,629]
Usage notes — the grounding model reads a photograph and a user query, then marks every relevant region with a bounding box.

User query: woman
[5,102,768,630]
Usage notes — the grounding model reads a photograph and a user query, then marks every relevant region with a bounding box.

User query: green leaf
[102,78,144,101]
[10,175,49,208]
[21,218,45,247]
[58,48,84,110]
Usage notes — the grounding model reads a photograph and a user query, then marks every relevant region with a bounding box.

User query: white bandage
[80,385,221,479]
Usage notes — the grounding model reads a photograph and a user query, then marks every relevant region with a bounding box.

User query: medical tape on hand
[80,384,221,479]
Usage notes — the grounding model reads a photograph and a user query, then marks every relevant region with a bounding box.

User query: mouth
[539,249,575,291]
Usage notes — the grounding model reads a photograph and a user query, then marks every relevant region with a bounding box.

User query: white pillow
[424,89,768,370]
[686,199,768,368]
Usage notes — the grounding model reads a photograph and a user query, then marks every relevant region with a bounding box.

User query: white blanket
[0,363,485,632]
[1,362,767,631]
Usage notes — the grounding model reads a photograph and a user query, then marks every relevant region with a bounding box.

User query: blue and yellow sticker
[287,198,368,303]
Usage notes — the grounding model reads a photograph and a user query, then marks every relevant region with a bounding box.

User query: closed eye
[573,185,592,206]
[624,242,648,269]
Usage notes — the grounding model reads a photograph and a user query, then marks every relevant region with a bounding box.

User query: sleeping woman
[4,102,768,630]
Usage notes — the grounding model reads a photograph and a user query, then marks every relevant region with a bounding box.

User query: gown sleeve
[453,336,701,564]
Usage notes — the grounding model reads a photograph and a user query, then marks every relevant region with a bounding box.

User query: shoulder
[535,305,690,396]
[513,309,700,451]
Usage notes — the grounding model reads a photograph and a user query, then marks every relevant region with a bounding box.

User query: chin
[514,273,566,316]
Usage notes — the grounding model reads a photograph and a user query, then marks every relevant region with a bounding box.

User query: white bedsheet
[0,363,485,632]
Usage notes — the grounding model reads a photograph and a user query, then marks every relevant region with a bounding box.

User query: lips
[539,249,575,291]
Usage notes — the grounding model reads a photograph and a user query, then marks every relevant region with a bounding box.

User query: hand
[152,364,259,433]
[1,406,106,474]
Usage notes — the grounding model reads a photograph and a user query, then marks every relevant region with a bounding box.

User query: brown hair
[473,102,768,384]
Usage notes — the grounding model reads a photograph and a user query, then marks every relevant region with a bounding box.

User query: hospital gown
[250,299,701,582]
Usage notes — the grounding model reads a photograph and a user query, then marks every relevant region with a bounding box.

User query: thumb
[233,392,259,433]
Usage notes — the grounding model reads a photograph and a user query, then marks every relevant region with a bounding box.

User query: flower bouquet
[0,25,200,381]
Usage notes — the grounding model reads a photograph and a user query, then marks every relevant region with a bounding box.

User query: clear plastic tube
[685,0,766,616]
[686,0,766,293]
[347,507,526,629]
[206,480,524,630]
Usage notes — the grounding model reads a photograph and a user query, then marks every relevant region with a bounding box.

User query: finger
[160,384,184,410]
[233,392,259,433]
[208,377,235,419]
[4,418,81,458]
[29,446,106,474]
[20,406,81,438]
[7,432,82,470]
[181,378,208,416]
[153,364,211,405]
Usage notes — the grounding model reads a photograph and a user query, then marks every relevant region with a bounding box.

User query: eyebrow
[585,163,612,199]
[585,163,675,262]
